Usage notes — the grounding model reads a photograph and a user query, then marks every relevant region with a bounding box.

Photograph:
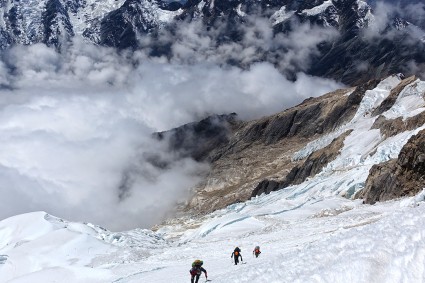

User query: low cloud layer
[365,0,425,36]
[0,32,343,231]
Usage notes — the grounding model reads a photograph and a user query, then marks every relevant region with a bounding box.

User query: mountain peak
[0,0,423,83]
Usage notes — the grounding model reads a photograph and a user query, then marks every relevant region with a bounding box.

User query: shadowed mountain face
[0,0,424,84]
[153,113,241,162]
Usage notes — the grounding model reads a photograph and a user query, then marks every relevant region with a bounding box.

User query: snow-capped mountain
[0,0,180,48]
[0,0,423,84]
[0,74,424,282]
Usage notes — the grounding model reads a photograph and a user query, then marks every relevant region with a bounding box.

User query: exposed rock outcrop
[372,112,425,138]
[251,130,352,197]
[183,80,380,214]
[371,76,425,137]
[251,179,281,196]
[361,129,425,204]
[154,113,240,162]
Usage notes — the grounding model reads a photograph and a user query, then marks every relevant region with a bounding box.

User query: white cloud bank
[0,39,343,231]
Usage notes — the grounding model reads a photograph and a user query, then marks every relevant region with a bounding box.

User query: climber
[231,247,243,265]
[253,246,261,258]
[190,259,208,283]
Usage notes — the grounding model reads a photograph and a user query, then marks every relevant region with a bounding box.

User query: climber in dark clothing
[253,246,261,258]
[231,247,243,265]
[190,260,208,283]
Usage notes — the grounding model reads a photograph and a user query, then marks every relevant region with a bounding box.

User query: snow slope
[1,194,425,282]
[0,75,425,282]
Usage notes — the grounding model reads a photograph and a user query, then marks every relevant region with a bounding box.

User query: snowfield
[0,74,425,282]
[1,194,425,282]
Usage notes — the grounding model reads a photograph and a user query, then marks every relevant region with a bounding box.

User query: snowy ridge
[301,0,334,17]
[293,75,401,162]
[354,0,373,28]
[69,0,126,36]
[317,75,424,177]
[0,0,47,45]
[0,0,178,47]
[0,212,167,282]
[383,79,425,120]
[270,6,294,26]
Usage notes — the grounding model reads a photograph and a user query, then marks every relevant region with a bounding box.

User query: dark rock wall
[237,80,379,147]
[100,0,158,49]
[362,129,425,204]
[154,113,241,162]
[43,0,74,47]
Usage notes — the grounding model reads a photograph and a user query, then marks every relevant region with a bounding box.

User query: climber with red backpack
[253,246,261,258]
[231,247,243,265]
[190,259,208,283]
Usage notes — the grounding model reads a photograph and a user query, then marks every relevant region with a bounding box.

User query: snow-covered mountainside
[0,74,424,282]
[0,0,424,84]
[173,74,425,216]
[2,196,425,282]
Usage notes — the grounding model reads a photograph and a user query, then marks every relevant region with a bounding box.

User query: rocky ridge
[160,74,425,216]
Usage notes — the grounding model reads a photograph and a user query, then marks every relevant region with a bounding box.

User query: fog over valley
[0,40,342,230]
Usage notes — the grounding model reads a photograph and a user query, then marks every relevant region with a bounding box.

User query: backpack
[234,247,241,253]
[255,246,260,250]
[192,259,203,267]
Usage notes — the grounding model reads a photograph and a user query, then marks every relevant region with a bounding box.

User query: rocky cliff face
[361,129,425,204]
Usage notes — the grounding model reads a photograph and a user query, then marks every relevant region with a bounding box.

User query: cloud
[365,1,425,38]
[374,0,425,27]
[363,1,397,39]
[149,14,339,76]
[272,23,339,74]
[402,60,425,80]
[124,61,343,130]
[404,2,425,25]
[0,37,343,231]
